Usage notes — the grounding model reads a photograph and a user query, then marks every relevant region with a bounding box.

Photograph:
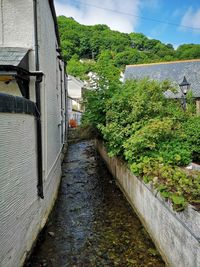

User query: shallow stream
[25,140,165,267]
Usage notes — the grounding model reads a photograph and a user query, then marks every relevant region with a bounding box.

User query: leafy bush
[130,157,200,211]
[123,117,176,162]
[156,138,192,166]
[83,77,199,211]
[182,116,200,163]
[67,55,95,80]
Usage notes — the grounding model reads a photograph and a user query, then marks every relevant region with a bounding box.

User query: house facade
[0,1,67,266]
[124,60,200,113]
[67,75,84,126]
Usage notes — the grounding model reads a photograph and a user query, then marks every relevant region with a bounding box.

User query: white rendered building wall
[0,1,66,266]
[0,0,34,48]
[0,114,37,266]
[37,0,64,176]
[0,113,62,267]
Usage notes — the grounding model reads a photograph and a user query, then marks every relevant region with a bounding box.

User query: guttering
[33,0,44,199]
[0,66,43,99]
[0,65,43,78]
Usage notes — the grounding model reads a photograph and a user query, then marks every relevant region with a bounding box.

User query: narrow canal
[25,140,165,267]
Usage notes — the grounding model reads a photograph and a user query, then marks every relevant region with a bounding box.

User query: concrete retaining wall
[96,140,200,267]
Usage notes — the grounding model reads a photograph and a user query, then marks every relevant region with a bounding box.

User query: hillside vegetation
[58,16,200,79]
[58,16,200,211]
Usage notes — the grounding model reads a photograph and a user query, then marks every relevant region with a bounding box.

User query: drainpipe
[33,0,44,199]
[59,63,63,144]
[64,63,68,143]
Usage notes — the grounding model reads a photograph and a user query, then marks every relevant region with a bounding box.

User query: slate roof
[124,60,200,98]
[0,47,29,70]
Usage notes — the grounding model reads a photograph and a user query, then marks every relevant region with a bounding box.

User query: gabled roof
[124,59,200,98]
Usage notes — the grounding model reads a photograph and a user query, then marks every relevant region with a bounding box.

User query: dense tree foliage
[82,76,200,211]
[59,16,200,210]
[176,44,200,59]
[58,16,199,79]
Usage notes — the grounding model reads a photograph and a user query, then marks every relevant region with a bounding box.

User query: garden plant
[82,77,200,211]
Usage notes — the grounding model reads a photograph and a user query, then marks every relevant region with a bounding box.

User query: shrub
[157,138,192,166]
[83,77,199,210]
[130,157,200,211]
[183,116,200,163]
[123,117,176,162]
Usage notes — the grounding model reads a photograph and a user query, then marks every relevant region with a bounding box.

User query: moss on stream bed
[25,141,165,267]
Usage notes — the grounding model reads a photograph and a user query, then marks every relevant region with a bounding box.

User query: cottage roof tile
[0,47,29,68]
[124,60,200,98]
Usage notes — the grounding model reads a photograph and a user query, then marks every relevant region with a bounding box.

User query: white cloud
[55,0,141,33]
[180,7,200,33]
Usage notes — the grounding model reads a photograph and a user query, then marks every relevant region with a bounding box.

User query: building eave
[48,0,66,64]
[48,0,60,47]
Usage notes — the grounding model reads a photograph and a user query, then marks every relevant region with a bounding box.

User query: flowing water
[25,140,165,267]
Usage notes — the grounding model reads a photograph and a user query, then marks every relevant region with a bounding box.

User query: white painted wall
[67,75,83,126]
[37,0,65,175]
[67,75,84,99]
[0,114,34,266]
[0,0,34,48]
[0,114,61,267]
[0,1,67,266]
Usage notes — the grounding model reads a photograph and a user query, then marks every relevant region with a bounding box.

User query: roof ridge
[126,59,200,68]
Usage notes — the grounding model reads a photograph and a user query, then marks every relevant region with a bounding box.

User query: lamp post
[179,76,190,111]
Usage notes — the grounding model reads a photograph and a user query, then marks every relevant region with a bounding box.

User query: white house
[0,1,67,266]
[67,75,84,125]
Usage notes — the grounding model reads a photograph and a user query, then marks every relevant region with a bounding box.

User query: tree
[176,44,200,59]
[57,16,199,78]
[114,48,148,68]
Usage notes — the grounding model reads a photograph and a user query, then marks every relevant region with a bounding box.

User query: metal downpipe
[33,0,44,199]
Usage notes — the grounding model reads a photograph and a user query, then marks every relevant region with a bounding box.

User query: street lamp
[179,76,190,111]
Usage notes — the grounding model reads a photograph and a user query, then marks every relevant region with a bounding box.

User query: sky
[54,0,200,49]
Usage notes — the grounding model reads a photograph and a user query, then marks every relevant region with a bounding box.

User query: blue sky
[55,0,200,48]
